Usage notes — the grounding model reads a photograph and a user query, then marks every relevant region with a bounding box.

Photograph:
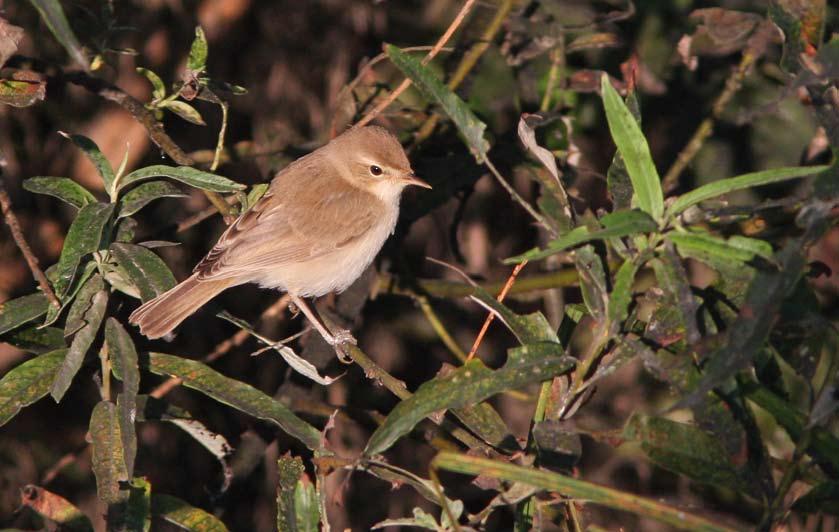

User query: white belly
[254,208,398,297]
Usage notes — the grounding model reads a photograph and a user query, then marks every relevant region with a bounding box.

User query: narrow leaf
[0,349,66,427]
[432,452,736,532]
[0,325,65,353]
[164,100,206,126]
[64,273,104,336]
[668,231,773,266]
[506,209,658,263]
[148,353,322,450]
[622,414,747,491]
[151,494,228,531]
[670,165,829,216]
[607,258,641,329]
[118,180,187,218]
[27,0,89,70]
[20,485,93,531]
[469,288,559,345]
[187,27,208,73]
[43,261,96,327]
[89,400,129,504]
[277,455,319,532]
[51,202,114,298]
[385,44,490,161]
[600,74,663,220]
[365,346,575,456]
[110,243,176,302]
[137,67,166,100]
[61,134,115,192]
[0,292,48,335]
[105,319,139,476]
[23,177,96,208]
[50,290,108,402]
[118,165,245,193]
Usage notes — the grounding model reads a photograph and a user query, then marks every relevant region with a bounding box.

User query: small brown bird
[129,126,430,343]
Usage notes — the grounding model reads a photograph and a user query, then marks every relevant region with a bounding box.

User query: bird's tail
[129,273,234,339]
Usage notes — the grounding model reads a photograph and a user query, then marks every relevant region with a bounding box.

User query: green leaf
[23,177,96,208]
[0,78,46,107]
[651,247,701,346]
[117,181,187,218]
[385,44,490,162]
[244,183,269,212]
[451,400,516,451]
[432,452,736,532]
[64,273,104,336]
[90,400,129,504]
[51,202,115,298]
[506,209,657,263]
[622,414,747,491]
[49,290,108,402]
[19,484,93,531]
[125,477,152,532]
[118,165,245,193]
[277,456,320,532]
[469,288,559,345]
[606,91,641,211]
[151,494,228,532]
[0,325,65,353]
[163,100,206,126]
[110,243,177,302]
[0,349,66,427]
[43,261,96,327]
[669,165,829,216]
[61,134,115,193]
[364,345,575,456]
[187,27,208,73]
[27,0,89,70]
[741,380,839,473]
[137,67,166,101]
[607,257,641,329]
[0,293,48,335]
[105,319,139,477]
[148,353,322,450]
[667,230,773,266]
[600,75,663,221]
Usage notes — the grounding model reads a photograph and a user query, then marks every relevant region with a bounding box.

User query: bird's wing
[194,159,384,281]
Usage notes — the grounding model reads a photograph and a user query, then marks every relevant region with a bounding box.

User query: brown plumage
[129,126,429,340]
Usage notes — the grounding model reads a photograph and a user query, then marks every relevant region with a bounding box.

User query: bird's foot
[327,329,357,364]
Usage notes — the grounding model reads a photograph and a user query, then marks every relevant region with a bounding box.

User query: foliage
[0,1,837,531]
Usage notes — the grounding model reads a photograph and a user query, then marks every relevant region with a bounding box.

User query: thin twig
[0,182,60,307]
[354,0,478,128]
[660,52,755,193]
[414,0,514,143]
[377,267,579,299]
[485,158,557,236]
[466,260,528,361]
[61,72,235,223]
[150,295,290,399]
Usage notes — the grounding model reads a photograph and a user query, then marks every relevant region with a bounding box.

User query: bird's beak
[402,171,432,189]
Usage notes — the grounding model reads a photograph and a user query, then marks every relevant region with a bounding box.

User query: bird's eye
[369,165,383,177]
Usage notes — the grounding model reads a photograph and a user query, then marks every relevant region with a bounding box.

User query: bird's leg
[289,294,357,348]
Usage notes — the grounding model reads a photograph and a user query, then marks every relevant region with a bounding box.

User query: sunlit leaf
[50,289,107,402]
[110,243,177,302]
[51,202,114,298]
[187,27,208,73]
[364,345,574,456]
[90,400,129,504]
[433,452,735,532]
[386,44,490,162]
[61,134,115,193]
[0,349,66,427]
[117,180,187,218]
[148,353,322,450]
[151,494,228,531]
[23,176,96,209]
[669,165,828,216]
[0,292,48,335]
[600,74,663,220]
[118,165,245,193]
[20,484,93,531]
[26,0,89,70]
